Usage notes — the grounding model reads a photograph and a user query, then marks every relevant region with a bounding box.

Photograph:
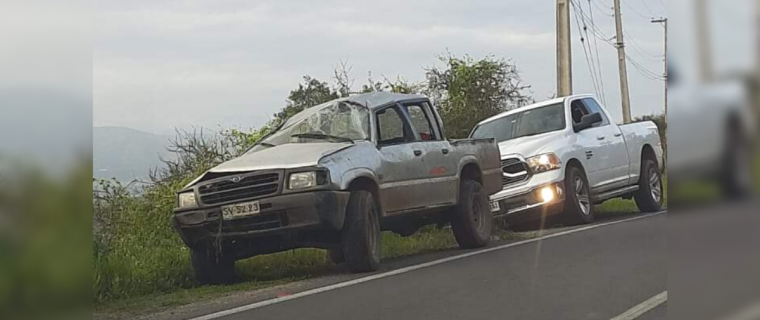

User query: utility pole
[557,0,573,97]
[613,0,632,124]
[651,18,668,117]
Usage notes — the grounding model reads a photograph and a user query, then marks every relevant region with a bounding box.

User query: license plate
[221,201,260,220]
[489,200,501,212]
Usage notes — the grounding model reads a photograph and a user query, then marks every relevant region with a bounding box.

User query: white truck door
[569,98,627,192]
[580,98,630,190]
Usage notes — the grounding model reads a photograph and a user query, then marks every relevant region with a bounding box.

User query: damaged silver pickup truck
[173,92,502,284]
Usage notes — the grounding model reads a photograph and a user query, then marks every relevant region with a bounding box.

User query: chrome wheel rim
[575,177,591,215]
[649,167,663,203]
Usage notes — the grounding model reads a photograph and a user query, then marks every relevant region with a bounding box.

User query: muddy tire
[190,245,235,285]
[341,190,381,273]
[451,180,492,249]
[562,166,594,225]
[634,158,664,212]
[327,248,345,265]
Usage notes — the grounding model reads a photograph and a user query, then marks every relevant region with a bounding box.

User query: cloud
[94,0,668,133]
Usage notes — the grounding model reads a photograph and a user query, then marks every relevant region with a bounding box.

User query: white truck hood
[185,142,352,187]
[496,131,565,158]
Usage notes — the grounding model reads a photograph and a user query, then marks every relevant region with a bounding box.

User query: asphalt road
[204,213,666,320]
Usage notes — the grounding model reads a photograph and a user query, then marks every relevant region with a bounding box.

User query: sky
[93,0,669,135]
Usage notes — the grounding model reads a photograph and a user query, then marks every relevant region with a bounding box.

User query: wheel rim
[471,195,486,233]
[649,167,663,203]
[575,177,591,215]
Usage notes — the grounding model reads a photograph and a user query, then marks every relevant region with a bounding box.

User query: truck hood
[184,142,353,187]
[496,130,566,158]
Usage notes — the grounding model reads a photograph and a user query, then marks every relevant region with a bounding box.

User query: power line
[586,0,608,105]
[621,0,653,19]
[570,0,603,99]
[589,0,614,18]
[638,0,657,17]
[626,53,665,80]
[624,28,663,62]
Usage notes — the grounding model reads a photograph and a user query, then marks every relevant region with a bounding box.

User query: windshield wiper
[257,142,276,147]
[291,133,354,144]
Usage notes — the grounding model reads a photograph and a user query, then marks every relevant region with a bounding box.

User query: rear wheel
[562,166,594,225]
[634,158,664,212]
[341,190,381,272]
[190,245,235,285]
[450,180,492,249]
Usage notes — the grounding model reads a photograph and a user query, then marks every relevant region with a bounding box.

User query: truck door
[580,98,630,190]
[570,98,627,192]
[374,104,429,214]
[400,100,457,207]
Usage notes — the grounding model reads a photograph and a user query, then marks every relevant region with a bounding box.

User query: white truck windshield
[470,103,565,143]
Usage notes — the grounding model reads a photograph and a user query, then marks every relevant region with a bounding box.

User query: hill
[93,126,174,183]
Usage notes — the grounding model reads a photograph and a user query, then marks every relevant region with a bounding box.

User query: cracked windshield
[254,101,370,151]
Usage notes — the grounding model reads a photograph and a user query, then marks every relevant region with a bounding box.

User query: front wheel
[451,180,492,249]
[563,166,594,225]
[634,158,664,212]
[341,190,381,272]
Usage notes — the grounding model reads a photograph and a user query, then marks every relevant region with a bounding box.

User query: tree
[426,54,532,138]
[274,76,339,124]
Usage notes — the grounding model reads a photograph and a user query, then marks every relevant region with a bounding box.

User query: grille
[501,158,530,187]
[198,172,281,205]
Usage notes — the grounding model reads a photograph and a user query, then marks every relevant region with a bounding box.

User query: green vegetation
[0,160,92,318]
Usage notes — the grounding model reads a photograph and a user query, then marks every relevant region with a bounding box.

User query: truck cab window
[405,103,438,141]
[376,107,410,146]
[581,98,610,126]
[571,100,589,124]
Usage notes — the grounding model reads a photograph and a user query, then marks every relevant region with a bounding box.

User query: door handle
[414,150,423,156]
[614,133,623,137]
[597,136,606,141]
[441,148,450,154]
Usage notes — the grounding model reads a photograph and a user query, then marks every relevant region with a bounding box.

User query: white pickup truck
[470,94,664,225]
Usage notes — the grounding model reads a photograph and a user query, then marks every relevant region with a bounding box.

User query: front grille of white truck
[197,172,281,205]
[501,158,531,187]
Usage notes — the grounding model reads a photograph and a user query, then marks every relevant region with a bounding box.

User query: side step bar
[592,185,639,203]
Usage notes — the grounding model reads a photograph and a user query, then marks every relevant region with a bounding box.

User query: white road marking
[188,211,666,320]
[610,291,668,320]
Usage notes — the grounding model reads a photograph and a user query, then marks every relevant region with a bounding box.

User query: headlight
[178,191,197,208]
[526,153,562,173]
[289,171,317,190]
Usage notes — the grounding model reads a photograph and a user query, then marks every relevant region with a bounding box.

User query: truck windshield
[250,101,370,152]
[470,103,565,143]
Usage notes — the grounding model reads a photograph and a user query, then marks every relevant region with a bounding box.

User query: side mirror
[574,112,603,132]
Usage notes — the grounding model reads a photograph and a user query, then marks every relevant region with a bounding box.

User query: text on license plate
[221,201,260,220]
[489,200,500,212]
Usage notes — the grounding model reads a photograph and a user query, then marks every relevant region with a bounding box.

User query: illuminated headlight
[178,191,197,208]
[289,172,317,190]
[526,153,562,173]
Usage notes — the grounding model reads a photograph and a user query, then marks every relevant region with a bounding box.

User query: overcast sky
[93,0,668,135]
